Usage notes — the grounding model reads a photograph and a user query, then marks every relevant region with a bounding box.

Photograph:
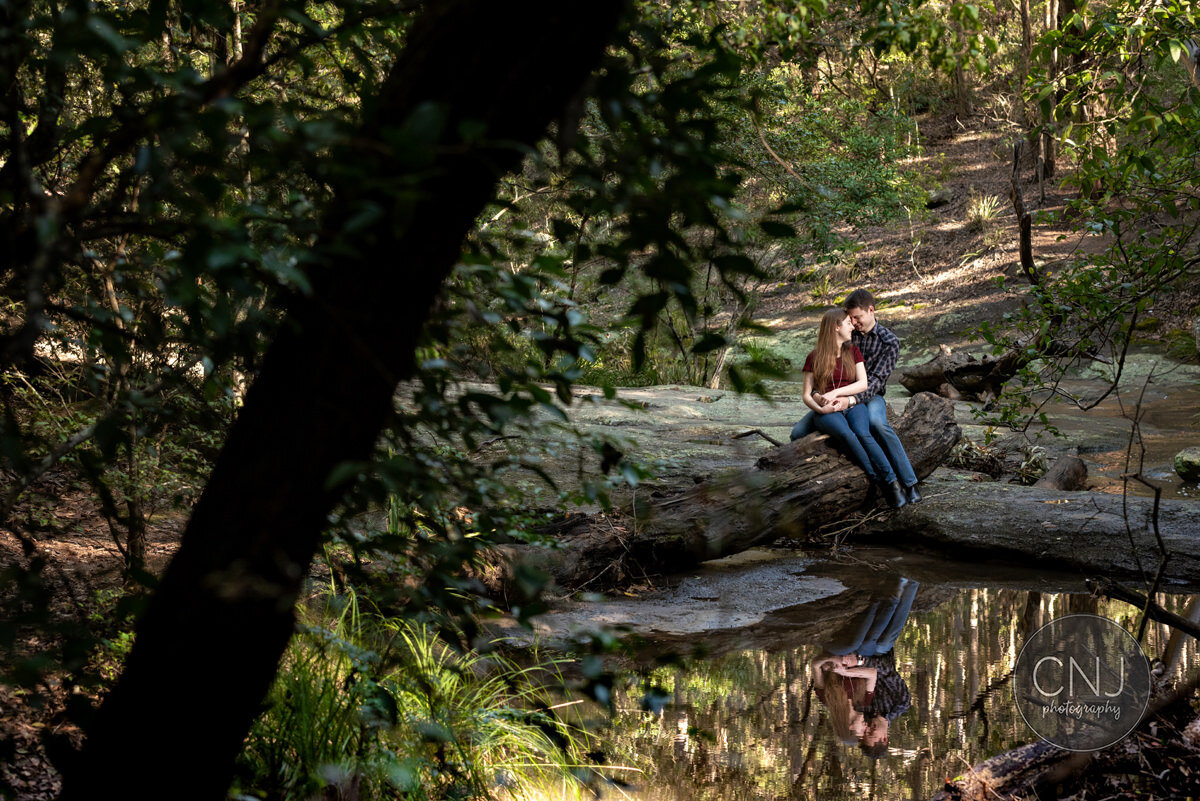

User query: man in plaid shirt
[790,289,922,505]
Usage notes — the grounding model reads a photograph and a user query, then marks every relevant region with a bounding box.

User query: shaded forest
[2,0,1199,798]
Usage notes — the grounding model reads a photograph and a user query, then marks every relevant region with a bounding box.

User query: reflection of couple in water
[811,576,917,757]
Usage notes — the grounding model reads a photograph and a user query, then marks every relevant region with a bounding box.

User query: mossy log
[479,392,961,595]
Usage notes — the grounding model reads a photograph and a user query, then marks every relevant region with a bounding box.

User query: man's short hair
[844,289,875,312]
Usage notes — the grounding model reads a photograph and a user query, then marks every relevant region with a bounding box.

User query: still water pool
[561,549,1200,800]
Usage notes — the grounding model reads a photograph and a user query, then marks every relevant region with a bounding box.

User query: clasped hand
[813,392,849,413]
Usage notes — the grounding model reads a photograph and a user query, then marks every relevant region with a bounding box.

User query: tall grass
[234,589,596,800]
[382,620,593,800]
[965,189,1003,233]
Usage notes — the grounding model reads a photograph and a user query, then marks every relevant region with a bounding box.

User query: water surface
[582,550,1199,800]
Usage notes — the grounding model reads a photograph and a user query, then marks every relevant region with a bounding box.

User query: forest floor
[754,110,1198,343]
[3,111,1200,800]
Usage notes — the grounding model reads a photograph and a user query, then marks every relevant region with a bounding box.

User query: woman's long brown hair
[821,666,860,745]
[811,308,856,393]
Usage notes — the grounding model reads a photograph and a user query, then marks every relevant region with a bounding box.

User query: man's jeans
[790,395,918,487]
[823,578,919,657]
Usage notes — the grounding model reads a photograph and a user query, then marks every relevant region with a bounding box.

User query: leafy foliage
[5,0,1196,794]
[237,588,596,800]
[974,0,1200,430]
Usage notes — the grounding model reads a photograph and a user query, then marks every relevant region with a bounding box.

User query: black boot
[905,482,922,504]
[885,479,907,509]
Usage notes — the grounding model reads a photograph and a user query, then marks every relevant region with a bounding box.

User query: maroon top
[803,345,864,392]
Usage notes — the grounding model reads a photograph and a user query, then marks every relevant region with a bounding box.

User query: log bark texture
[484,392,961,593]
[864,483,1200,585]
[897,350,1022,402]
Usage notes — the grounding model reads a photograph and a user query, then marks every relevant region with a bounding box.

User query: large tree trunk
[864,483,1200,585]
[59,3,626,799]
[1042,0,1058,179]
[482,392,961,593]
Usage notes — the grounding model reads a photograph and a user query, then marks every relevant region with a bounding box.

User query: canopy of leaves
[11,0,1193,794]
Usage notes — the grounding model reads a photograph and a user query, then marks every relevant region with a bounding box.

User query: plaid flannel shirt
[850,322,900,403]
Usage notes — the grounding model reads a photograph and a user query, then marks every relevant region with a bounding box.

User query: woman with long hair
[802,308,906,507]
[811,653,877,745]
[812,653,908,758]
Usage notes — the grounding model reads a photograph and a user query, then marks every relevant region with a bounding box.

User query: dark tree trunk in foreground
[59,3,626,799]
[482,392,962,592]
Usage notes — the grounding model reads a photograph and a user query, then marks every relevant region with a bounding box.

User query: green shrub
[235,589,595,800]
[965,189,1003,233]
[1166,327,1200,363]
[738,339,792,375]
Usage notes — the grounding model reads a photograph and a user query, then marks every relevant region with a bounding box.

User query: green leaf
[86,16,133,54]
[630,292,669,320]
[713,254,758,276]
[759,220,796,238]
[691,332,727,354]
[325,460,368,491]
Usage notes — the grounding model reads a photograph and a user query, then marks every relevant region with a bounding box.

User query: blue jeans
[791,396,918,487]
[812,404,897,484]
[824,578,919,657]
[863,395,917,488]
[790,411,816,442]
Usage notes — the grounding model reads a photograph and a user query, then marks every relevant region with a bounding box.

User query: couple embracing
[791,289,921,509]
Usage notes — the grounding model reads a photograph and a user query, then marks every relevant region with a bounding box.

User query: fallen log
[1086,578,1200,640]
[932,666,1200,801]
[931,740,1072,801]
[899,346,1110,403]
[479,392,961,595]
[897,350,1021,403]
[1033,455,1088,491]
[862,483,1200,586]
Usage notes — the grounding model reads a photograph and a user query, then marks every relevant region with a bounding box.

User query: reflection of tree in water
[599,588,1200,801]
[950,591,1107,748]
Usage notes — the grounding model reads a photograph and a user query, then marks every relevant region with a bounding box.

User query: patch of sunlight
[923,263,983,288]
